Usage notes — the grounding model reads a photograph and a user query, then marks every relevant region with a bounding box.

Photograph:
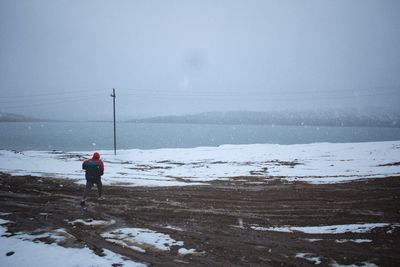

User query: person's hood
[93,152,100,159]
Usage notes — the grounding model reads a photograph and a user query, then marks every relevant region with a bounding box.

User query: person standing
[81,152,104,205]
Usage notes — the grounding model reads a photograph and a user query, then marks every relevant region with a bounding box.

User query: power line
[117,84,400,96]
[1,95,105,109]
[0,93,106,105]
[1,84,398,100]
[1,84,399,110]
[117,89,399,100]
[0,89,109,99]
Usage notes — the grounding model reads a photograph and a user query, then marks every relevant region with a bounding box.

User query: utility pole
[111,88,117,155]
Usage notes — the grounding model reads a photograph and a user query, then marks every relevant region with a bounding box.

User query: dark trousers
[82,178,102,199]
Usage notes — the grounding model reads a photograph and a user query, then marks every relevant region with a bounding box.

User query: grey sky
[1,0,399,120]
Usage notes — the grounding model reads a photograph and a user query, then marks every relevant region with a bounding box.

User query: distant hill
[0,112,49,122]
[129,109,400,128]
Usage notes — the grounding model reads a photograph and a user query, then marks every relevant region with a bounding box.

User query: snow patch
[251,223,399,234]
[68,218,116,226]
[0,218,11,225]
[178,248,200,255]
[0,225,145,267]
[0,141,399,186]
[101,227,199,255]
[331,260,379,267]
[295,252,322,264]
[163,225,185,232]
[335,239,372,243]
[102,228,183,251]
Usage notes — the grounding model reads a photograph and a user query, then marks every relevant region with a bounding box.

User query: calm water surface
[1,122,400,151]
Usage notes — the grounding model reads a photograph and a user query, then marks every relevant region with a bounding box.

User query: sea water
[1,122,400,151]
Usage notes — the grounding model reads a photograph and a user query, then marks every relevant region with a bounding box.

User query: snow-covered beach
[1,141,399,186]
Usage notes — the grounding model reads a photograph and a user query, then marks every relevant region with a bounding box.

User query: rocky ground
[1,172,399,266]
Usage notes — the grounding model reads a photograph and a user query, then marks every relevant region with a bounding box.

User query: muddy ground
[0,172,399,266]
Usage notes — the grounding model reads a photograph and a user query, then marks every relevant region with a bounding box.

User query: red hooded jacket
[82,152,104,180]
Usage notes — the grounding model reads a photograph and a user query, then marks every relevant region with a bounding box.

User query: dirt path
[1,172,399,266]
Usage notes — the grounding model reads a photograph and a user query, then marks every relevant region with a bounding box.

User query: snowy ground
[0,219,145,267]
[0,141,400,186]
[0,215,201,267]
[1,141,399,266]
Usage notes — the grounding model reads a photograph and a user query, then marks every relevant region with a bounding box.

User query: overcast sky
[1,0,399,120]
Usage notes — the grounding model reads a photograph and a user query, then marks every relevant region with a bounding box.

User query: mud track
[1,172,399,266]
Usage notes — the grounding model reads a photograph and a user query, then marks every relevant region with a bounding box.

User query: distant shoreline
[130,110,400,128]
[1,119,400,129]
[125,120,400,129]
[2,109,400,128]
